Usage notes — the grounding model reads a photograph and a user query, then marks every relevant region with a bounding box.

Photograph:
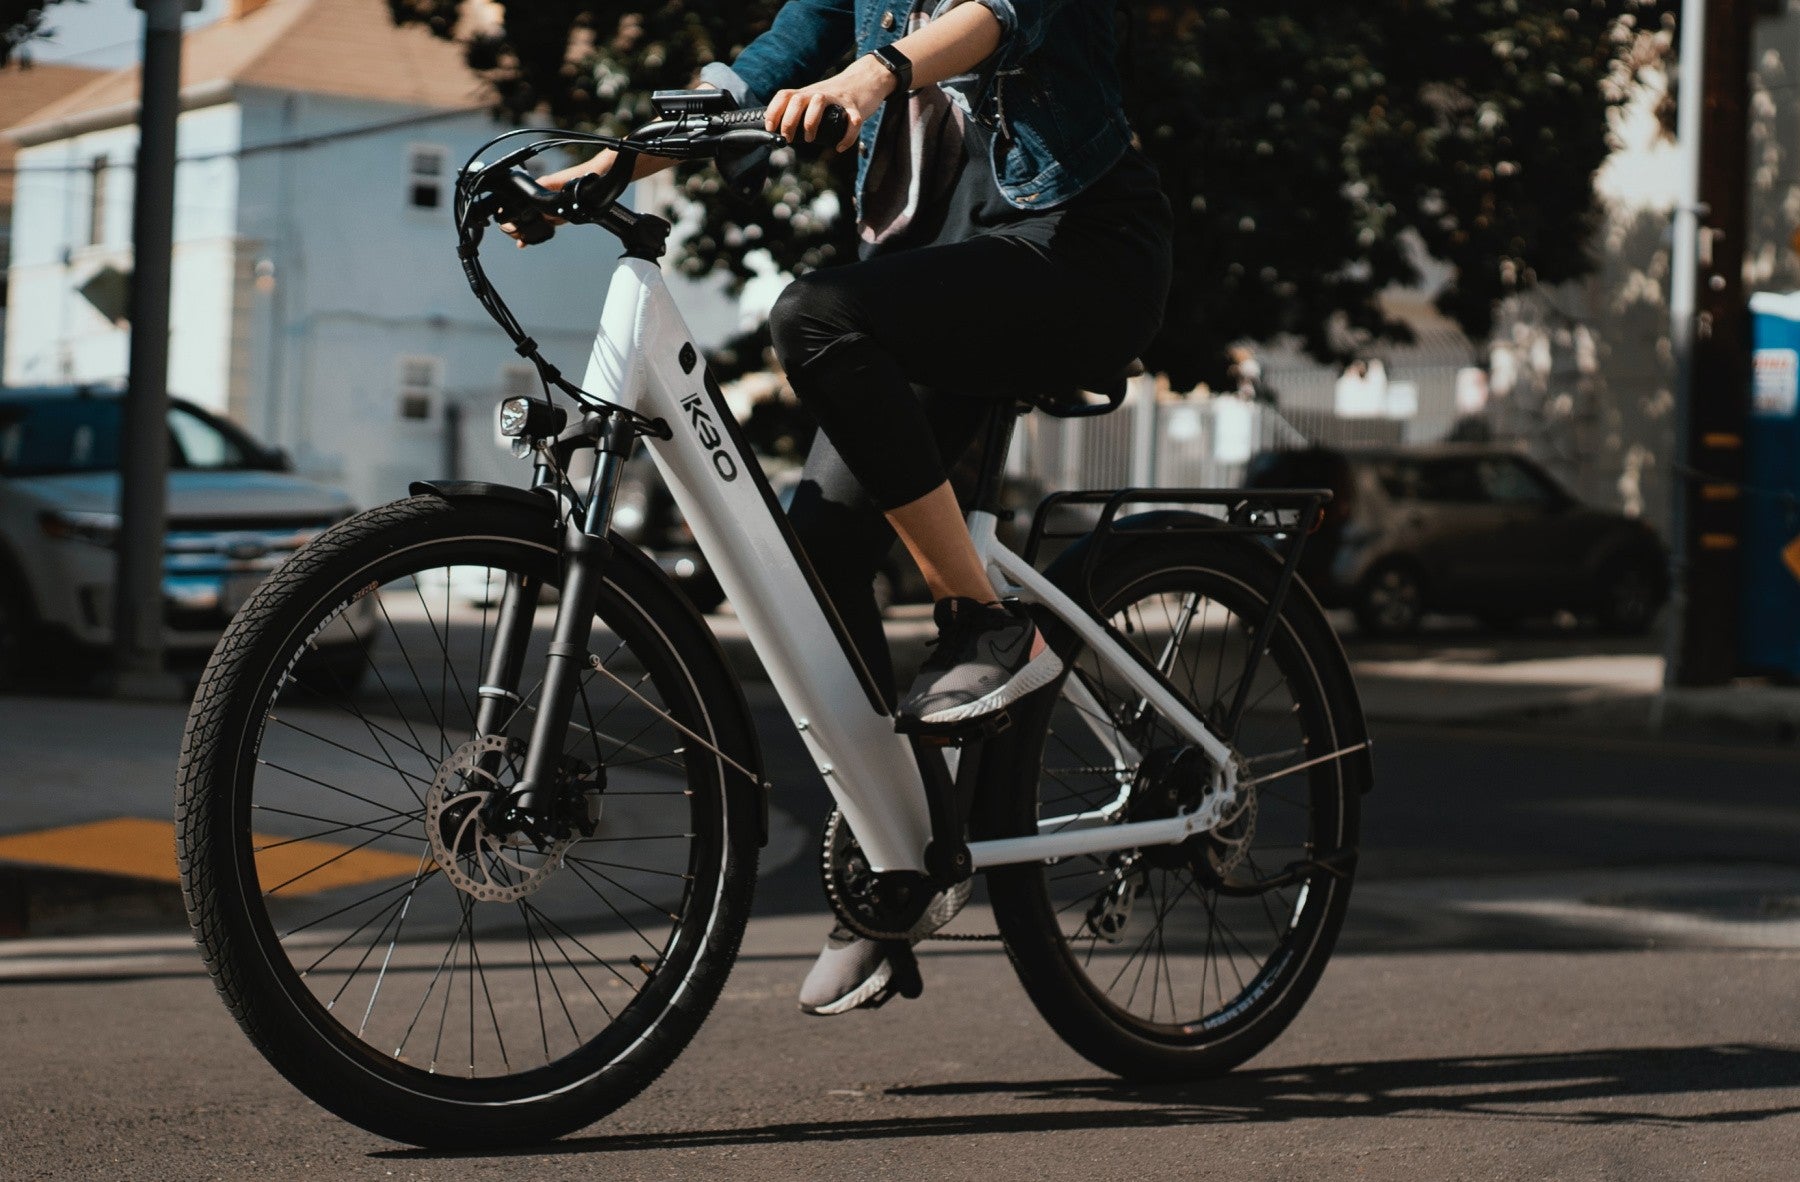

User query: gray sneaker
[897,598,1062,731]
[797,925,913,1015]
[798,881,972,1016]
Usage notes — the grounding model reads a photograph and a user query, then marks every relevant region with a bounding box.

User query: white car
[0,386,369,686]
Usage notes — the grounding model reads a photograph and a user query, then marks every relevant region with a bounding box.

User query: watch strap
[871,44,913,98]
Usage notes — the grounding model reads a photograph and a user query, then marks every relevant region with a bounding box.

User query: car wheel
[1597,559,1662,636]
[1353,562,1425,636]
[0,588,25,691]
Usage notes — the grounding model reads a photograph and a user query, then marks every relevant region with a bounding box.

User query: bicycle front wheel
[981,533,1368,1081]
[176,494,761,1147]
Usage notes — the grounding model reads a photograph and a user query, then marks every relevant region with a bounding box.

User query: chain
[920,930,1004,942]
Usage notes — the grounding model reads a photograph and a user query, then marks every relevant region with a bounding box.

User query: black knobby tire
[979,535,1368,1081]
[176,494,761,1147]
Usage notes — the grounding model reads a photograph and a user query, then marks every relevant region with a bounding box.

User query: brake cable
[453,128,674,442]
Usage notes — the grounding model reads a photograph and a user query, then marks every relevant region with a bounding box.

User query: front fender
[409,480,555,516]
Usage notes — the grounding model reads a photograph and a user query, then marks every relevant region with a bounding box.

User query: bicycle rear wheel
[177,494,761,1147]
[980,533,1368,1080]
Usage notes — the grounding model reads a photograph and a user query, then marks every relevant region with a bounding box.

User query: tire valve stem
[630,955,656,977]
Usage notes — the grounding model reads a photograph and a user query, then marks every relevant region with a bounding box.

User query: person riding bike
[512,0,1173,1016]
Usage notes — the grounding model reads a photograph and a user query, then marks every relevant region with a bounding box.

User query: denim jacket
[698,1,1133,212]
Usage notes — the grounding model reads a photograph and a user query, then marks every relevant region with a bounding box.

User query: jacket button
[881,11,896,31]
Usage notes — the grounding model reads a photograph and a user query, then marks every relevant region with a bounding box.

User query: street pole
[1665,0,1754,689]
[112,0,199,699]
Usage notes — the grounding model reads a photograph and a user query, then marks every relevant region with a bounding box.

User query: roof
[0,62,103,202]
[11,0,489,146]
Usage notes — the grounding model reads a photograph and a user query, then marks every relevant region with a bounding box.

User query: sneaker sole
[915,648,1065,726]
[800,957,893,1017]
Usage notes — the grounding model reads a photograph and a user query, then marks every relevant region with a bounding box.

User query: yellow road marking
[0,817,423,896]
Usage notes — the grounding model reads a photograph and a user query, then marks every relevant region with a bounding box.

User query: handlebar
[454,96,851,440]
[467,102,850,243]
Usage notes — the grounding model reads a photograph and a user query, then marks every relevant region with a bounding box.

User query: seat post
[968,401,1023,517]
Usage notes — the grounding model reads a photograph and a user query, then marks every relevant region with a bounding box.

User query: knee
[768,271,869,377]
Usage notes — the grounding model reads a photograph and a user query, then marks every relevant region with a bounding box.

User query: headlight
[496,396,566,440]
[498,396,532,437]
[39,509,121,548]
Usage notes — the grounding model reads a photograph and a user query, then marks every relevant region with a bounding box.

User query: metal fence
[1009,379,1409,492]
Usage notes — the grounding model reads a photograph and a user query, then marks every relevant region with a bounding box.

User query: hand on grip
[762,89,862,154]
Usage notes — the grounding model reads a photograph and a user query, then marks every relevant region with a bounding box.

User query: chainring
[820,809,971,942]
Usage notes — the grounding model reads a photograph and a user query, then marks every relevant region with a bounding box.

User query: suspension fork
[487,414,639,835]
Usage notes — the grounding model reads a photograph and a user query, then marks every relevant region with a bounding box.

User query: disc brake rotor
[425,735,575,903]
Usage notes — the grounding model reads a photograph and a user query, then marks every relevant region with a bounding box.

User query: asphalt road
[3,676,1800,1179]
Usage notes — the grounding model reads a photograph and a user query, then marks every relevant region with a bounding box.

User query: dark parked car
[1244,445,1669,636]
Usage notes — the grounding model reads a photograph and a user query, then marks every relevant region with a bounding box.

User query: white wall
[230,88,627,508]
[5,102,242,406]
[7,82,780,511]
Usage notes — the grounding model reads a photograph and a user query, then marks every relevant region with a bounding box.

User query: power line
[2,102,493,175]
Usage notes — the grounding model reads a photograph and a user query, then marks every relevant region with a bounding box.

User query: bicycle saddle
[1028,357,1146,418]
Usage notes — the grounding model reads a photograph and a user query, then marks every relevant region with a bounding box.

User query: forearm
[889,2,1003,90]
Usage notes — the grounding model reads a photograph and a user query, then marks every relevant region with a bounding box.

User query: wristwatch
[870,44,913,99]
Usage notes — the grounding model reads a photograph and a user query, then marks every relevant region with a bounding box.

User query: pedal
[884,942,923,1001]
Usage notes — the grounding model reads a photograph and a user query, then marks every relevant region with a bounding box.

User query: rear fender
[1030,509,1372,794]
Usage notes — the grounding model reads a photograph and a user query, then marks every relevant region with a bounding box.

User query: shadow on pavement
[377,1043,1800,1159]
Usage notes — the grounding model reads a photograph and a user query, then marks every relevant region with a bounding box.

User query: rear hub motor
[1127,744,1255,876]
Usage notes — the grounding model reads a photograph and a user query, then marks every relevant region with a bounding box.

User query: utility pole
[112,0,200,698]
[1666,0,1755,688]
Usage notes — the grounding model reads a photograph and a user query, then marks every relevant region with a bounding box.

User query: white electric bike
[176,93,1371,1148]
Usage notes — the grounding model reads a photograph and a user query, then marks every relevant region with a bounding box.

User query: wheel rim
[1367,568,1420,630]
[1026,566,1349,1040]
[235,540,723,1088]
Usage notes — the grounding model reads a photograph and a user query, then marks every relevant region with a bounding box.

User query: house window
[398,355,443,421]
[407,144,448,210]
[88,155,108,246]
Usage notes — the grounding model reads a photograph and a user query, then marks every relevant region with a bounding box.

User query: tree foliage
[393,1,1671,387]
[0,1,81,66]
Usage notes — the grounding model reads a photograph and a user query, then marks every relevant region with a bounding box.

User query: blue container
[1741,292,1800,679]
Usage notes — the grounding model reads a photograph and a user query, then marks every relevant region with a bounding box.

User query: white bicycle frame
[581,257,1243,874]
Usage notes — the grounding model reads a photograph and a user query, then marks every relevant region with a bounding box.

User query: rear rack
[1020,486,1332,741]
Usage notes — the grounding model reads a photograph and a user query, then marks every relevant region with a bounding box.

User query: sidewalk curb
[1368,686,1800,746]
[0,864,186,940]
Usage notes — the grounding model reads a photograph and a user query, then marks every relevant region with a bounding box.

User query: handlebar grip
[712,103,852,152]
[511,216,556,246]
[814,104,851,150]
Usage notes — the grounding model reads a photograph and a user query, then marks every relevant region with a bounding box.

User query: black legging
[771,226,1169,701]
